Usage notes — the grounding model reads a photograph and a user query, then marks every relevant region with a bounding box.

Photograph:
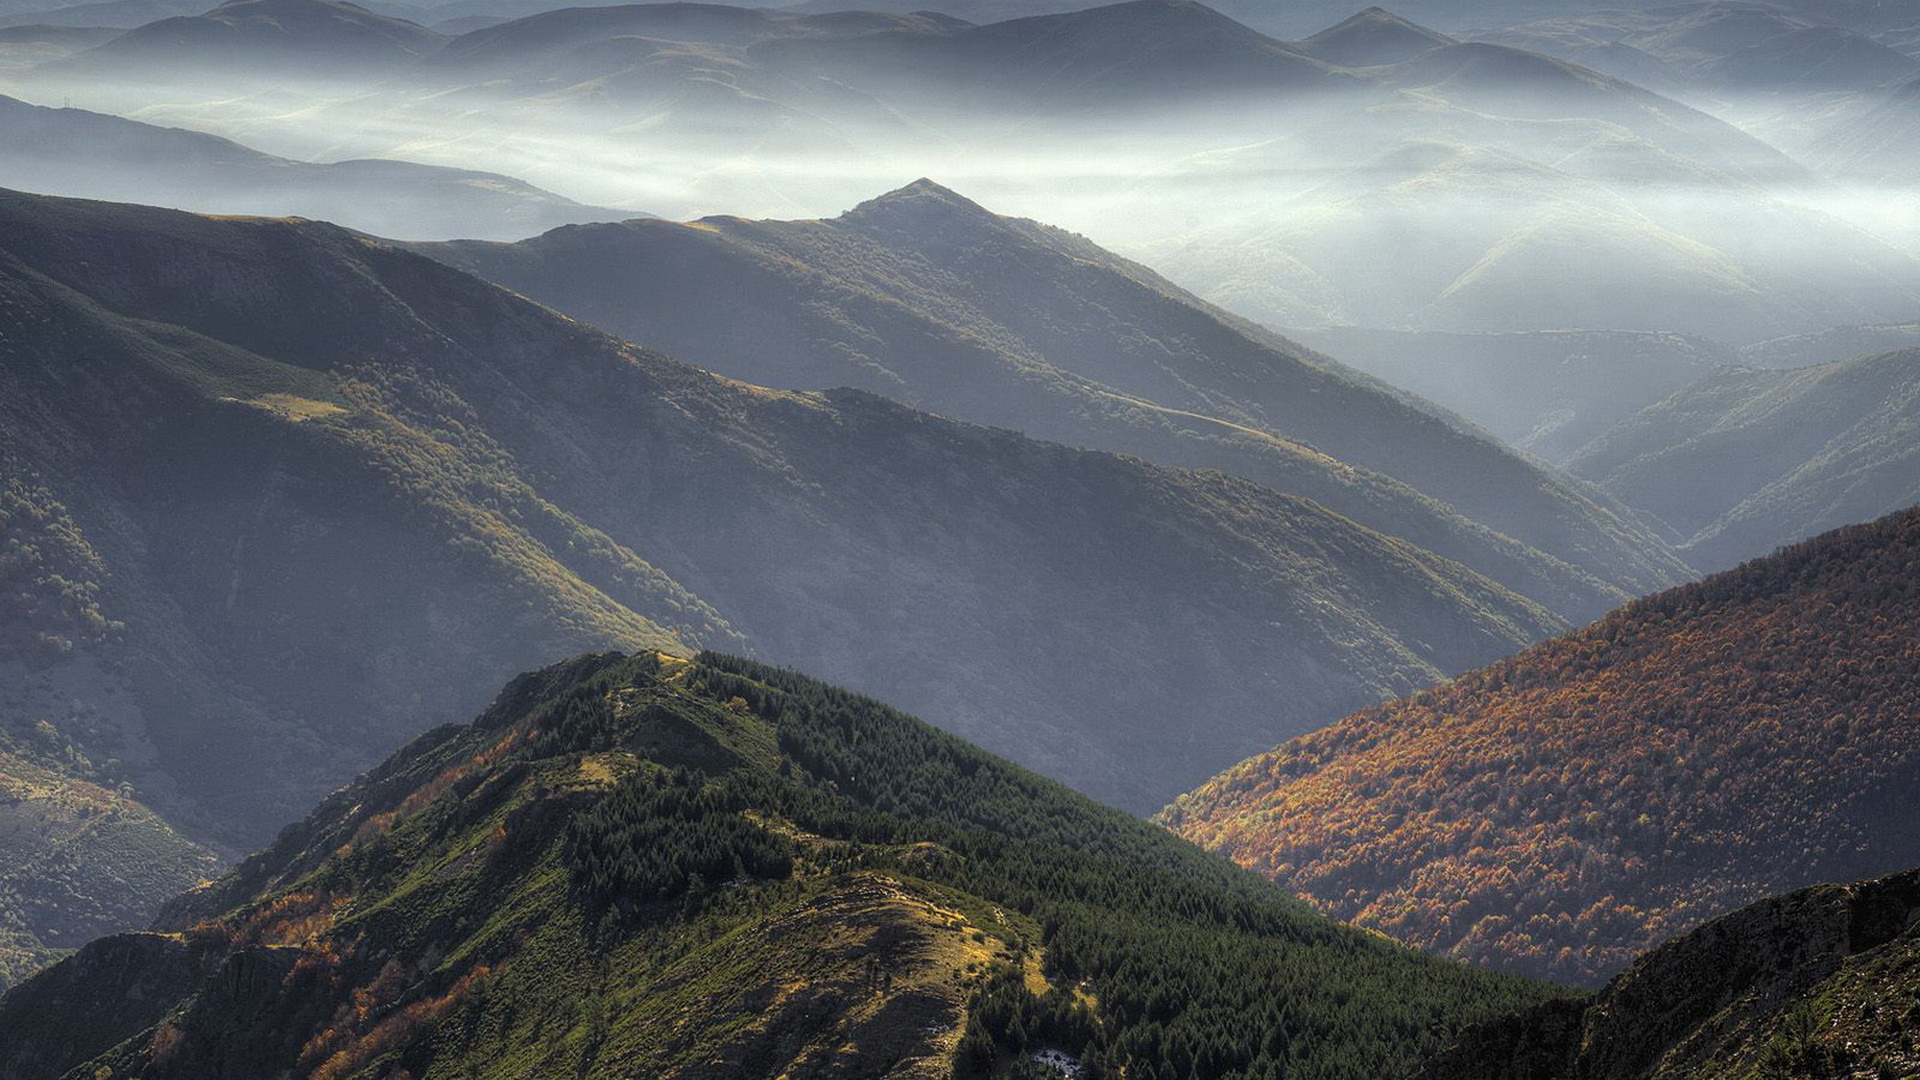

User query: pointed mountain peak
[838,178,1001,232]
[1298,6,1454,67]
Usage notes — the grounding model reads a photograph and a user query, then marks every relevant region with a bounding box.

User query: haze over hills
[0,185,1589,980]
[1423,866,1920,1080]
[1566,345,1920,570]
[0,651,1554,1080]
[1162,504,1920,985]
[0,93,635,239]
[1293,327,1736,462]
[415,179,1689,621]
[12,0,1914,351]
[37,0,446,76]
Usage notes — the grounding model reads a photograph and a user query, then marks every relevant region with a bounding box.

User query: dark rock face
[1421,869,1920,1080]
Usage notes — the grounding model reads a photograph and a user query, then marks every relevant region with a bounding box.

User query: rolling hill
[415,178,1689,621]
[1566,345,1920,570]
[0,93,632,240]
[0,651,1555,1080]
[1162,504,1920,985]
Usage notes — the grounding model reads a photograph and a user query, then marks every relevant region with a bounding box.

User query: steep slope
[0,183,1574,978]
[1162,505,1920,985]
[0,94,632,240]
[418,179,1688,619]
[1421,866,1920,1080]
[0,651,1555,1080]
[0,470,220,989]
[1567,346,1920,570]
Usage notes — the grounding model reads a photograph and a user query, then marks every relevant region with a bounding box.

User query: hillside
[1162,505,1920,985]
[1421,866,1920,1080]
[1294,327,1735,463]
[0,651,1555,1080]
[417,179,1688,620]
[41,0,446,75]
[1567,346,1920,570]
[0,94,632,240]
[0,186,1577,978]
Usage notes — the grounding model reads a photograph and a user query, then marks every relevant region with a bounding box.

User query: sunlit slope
[1422,867,1920,1080]
[419,179,1688,620]
[0,651,1554,1080]
[0,186,1568,842]
[1163,505,1920,985]
[1568,346,1920,570]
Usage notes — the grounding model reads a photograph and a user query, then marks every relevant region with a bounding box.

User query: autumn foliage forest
[1163,505,1920,984]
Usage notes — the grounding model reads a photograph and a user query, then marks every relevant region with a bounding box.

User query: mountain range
[0,183,1618,982]
[12,0,1916,350]
[1162,503,1920,984]
[413,179,1687,622]
[0,650,1553,1080]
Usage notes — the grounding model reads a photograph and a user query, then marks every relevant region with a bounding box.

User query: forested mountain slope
[0,187,1569,980]
[0,652,1554,1080]
[1164,505,1920,985]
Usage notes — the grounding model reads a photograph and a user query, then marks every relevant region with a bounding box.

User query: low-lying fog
[5,0,1918,366]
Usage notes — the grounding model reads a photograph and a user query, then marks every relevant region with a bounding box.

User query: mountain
[415,179,1688,621]
[1421,865,1920,1080]
[19,0,1912,346]
[1293,327,1736,463]
[1297,7,1455,67]
[1478,1,1920,97]
[0,185,1584,978]
[38,0,446,76]
[0,651,1554,1080]
[1471,1,1920,170]
[0,94,633,240]
[1161,505,1920,985]
[1566,346,1920,570]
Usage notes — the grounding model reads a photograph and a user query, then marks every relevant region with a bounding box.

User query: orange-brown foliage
[1164,507,1920,984]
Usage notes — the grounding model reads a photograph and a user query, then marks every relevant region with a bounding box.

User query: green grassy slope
[0,651,1558,1080]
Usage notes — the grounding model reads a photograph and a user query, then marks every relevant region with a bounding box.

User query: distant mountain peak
[1299,5,1454,67]
[837,177,1000,232]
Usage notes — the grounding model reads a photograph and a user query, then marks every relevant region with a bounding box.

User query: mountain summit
[1297,7,1455,66]
[0,652,1551,1080]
